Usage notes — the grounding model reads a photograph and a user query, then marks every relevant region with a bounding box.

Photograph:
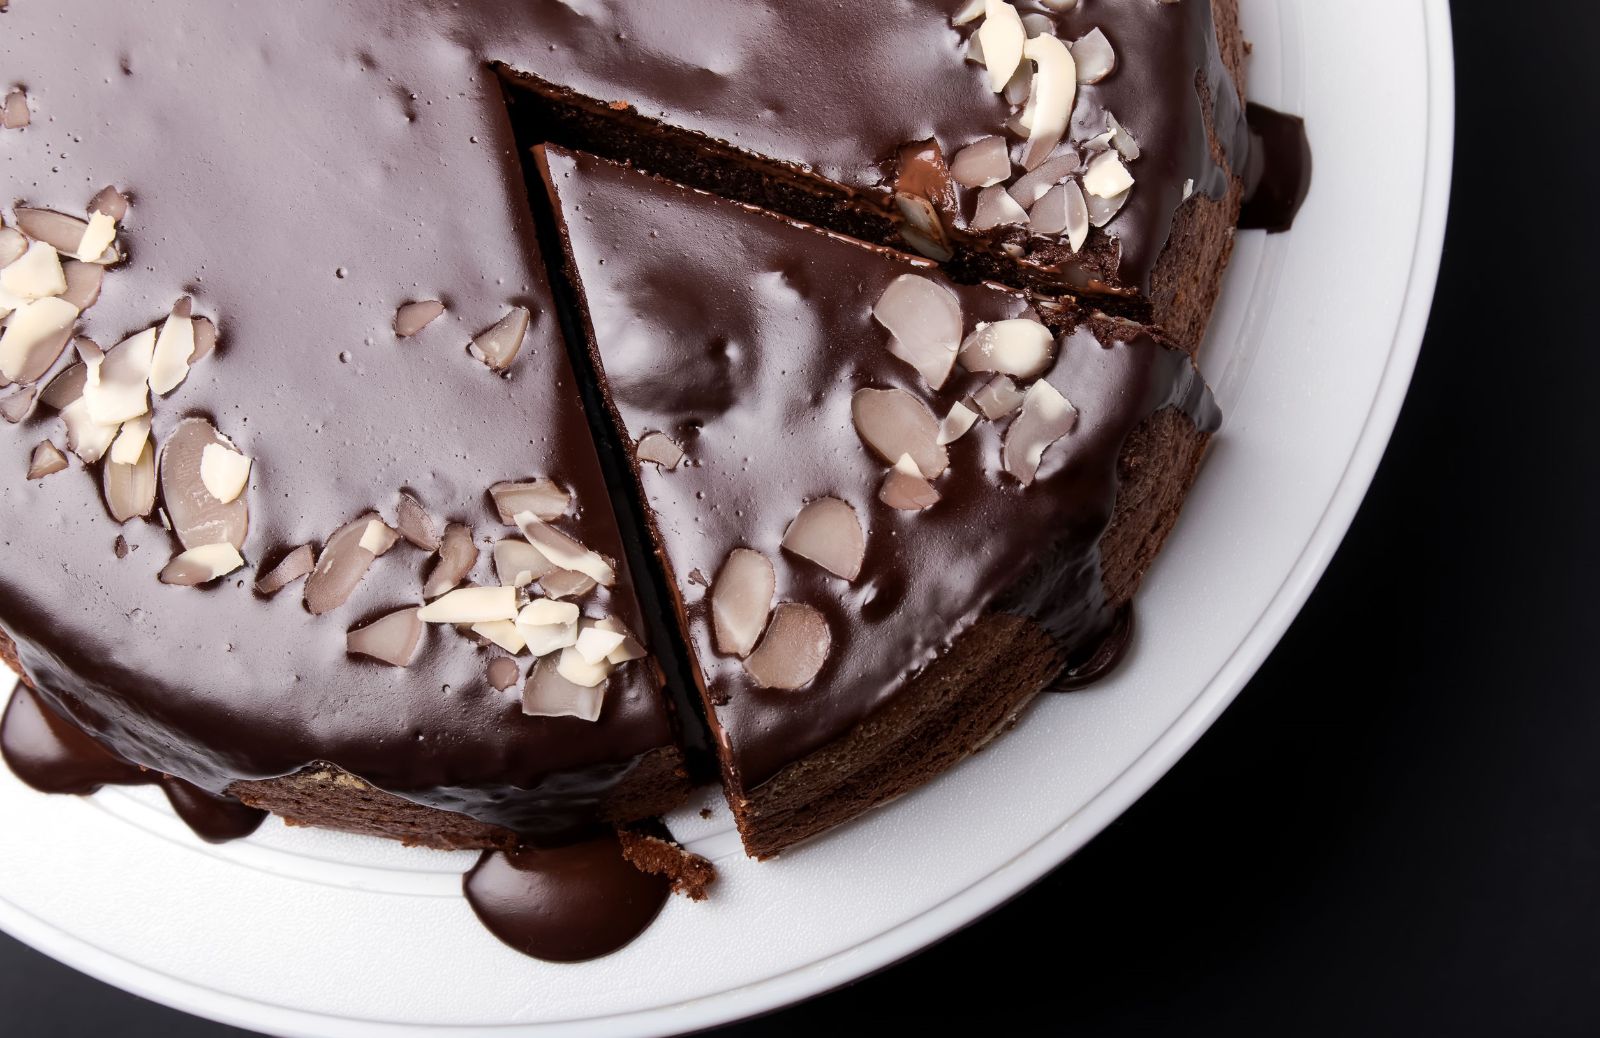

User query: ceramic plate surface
[0,2,1454,1034]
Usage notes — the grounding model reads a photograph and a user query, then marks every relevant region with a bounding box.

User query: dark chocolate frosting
[544,149,1219,788]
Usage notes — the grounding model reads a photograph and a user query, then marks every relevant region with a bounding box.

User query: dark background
[5,2,1596,1034]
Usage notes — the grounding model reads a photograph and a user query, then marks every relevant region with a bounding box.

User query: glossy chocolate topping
[1,685,265,842]
[1240,103,1314,234]
[544,149,1220,788]
[0,0,676,835]
[464,830,670,963]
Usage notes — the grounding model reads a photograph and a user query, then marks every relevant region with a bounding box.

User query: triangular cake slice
[540,146,1220,858]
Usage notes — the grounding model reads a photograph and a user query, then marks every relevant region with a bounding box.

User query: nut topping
[958,318,1056,379]
[255,545,315,595]
[395,491,441,551]
[149,304,197,396]
[394,299,445,337]
[1070,28,1116,83]
[303,512,388,615]
[423,522,479,598]
[0,296,78,385]
[879,454,942,511]
[743,603,831,690]
[977,0,1027,91]
[636,432,685,469]
[938,401,980,445]
[347,608,424,668]
[539,568,598,600]
[780,497,865,581]
[972,374,1026,419]
[949,136,1011,188]
[469,306,531,372]
[971,184,1029,231]
[575,623,627,665]
[159,543,245,586]
[104,441,157,522]
[522,657,605,722]
[26,440,68,480]
[489,478,570,524]
[594,615,647,664]
[416,585,520,624]
[1002,379,1079,484]
[711,547,775,658]
[1,241,67,300]
[108,415,151,466]
[1,90,29,130]
[555,644,612,688]
[872,274,962,390]
[494,537,555,588]
[851,387,948,478]
[83,328,155,426]
[159,418,250,550]
[1020,33,1077,170]
[513,511,616,587]
[471,620,528,655]
[1083,150,1135,199]
[199,442,252,504]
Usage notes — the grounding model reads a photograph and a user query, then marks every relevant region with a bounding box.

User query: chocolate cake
[0,0,1305,959]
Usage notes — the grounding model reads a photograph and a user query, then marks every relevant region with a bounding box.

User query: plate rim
[0,3,1456,1035]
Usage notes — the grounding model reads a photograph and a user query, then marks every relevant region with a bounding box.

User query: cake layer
[540,147,1220,856]
[0,0,686,840]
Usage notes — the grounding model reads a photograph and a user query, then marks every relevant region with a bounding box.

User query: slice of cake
[539,147,1220,857]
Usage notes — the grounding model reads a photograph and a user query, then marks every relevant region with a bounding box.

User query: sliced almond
[851,387,948,478]
[971,184,1028,231]
[199,442,251,504]
[395,491,440,551]
[104,441,157,522]
[58,397,119,463]
[873,274,962,391]
[1002,379,1079,484]
[159,543,245,587]
[347,608,424,667]
[951,0,985,25]
[0,385,35,424]
[83,327,156,425]
[0,228,26,268]
[972,374,1026,419]
[75,212,117,264]
[469,306,531,372]
[472,619,527,655]
[555,644,612,688]
[109,415,151,466]
[423,522,479,598]
[159,418,250,550]
[1020,33,1078,170]
[977,0,1027,91]
[394,299,445,337]
[1031,181,1090,252]
[60,261,104,311]
[417,585,519,624]
[879,454,942,511]
[780,497,865,582]
[1083,150,1135,199]
[0,296,78,385]
[958,319,1056,379]
[14,209,115,264]
[88,186,130,222]
[743,603,831,690]
[1071,27,1116,83]
[1087,187,1130,228]
[594,615,647,664]
[637,432,684,469]
[892,191,953,262]
[516,600,580,657]
[190,316,219,364]
[149,305,196,395]
[357,518,398,556]
[26,440,67,480]
[949,136,1011,188]
[493,537,556,588]
[514,511,615,587]
[938,401,980,445]
[1007,150,1080,208]
[522,657,605,721]
[303,512,387,615]
[539,569,597,600]
[38,357,87,410]
[518,598,580,627]
[575,623,627,665]
[1,241,67,300]
[1,90,29,130]
[489,479,570,524]
[712,548,775,658]
[255,545,315,595]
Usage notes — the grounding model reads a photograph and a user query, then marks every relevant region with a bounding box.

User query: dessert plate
[0,2,1453,1034]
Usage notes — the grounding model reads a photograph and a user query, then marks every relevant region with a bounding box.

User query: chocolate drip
[1240,104,1314,234]
[1054,605,1136,692]
[464,830,669,962]
[2,686,264,842]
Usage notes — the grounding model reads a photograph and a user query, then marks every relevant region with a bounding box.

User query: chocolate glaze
[543,149,1220,788]
[2,685,264,842]
[1240,103,1314,234]
[0,0,679,837]
[464,830,669,963]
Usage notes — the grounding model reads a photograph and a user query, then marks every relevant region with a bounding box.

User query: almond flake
[518,598,580,627]
[38,356,87,410]
[637,432,685,469]
[938,401,980,444]
[1083,150,1135,199]
[514,511,615,587]
[75,212,117,264]
[539,569,597,600]
[972,374,1025,419]
[971,184,1029,231]
[950,136,1012,188]
[394,299,445,337]
[575,624,627,665]
[88,186,130,222]
[1002,379,1079,484]
[1008,150,1081,208]
[149,306,196,396]
[1,241,67,300]
[303,512,386,615]
[1,90,29,130]
[60,260,104,311]
[1087,187,1130,228]
[395,491,440,550]
[1071,27,1116,83]
[712,547,775,658]
[487,657,521,691]
[472,619,528,655]
[83,328,155,425]
[958,319,1056,379]
[594,615,647,664]
[199,442,252,504]
[893,191,953,261]
[851,387,948,478]
[417,585,519,624]
[781,497,865,582]
[109,414,151,466]
[978,0,1027,92]
[743,603,831,690]
[104,441,157,522]
[556,644,613,688]
[159,543,245,586]
[879,454,942,511]
[14,210,98,260]
[1020,33,1078,170]
[872,274,962,390]
[58,397,119,463]
[0,296,78,385]
[489,479,570,524]
[522,657,605,721]
[357,518,398,556]
[0,228,26,268]
[159,417,250,550]
[0,386,35,424]
[347,608,424,667]
[255,545,315,595]
[423,522,479,598]
[26,440,68,480]
[952,0,985,25]
[469,306,531,372]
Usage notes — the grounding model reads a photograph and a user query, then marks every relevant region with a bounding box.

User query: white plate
[0,2,1454,1034]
